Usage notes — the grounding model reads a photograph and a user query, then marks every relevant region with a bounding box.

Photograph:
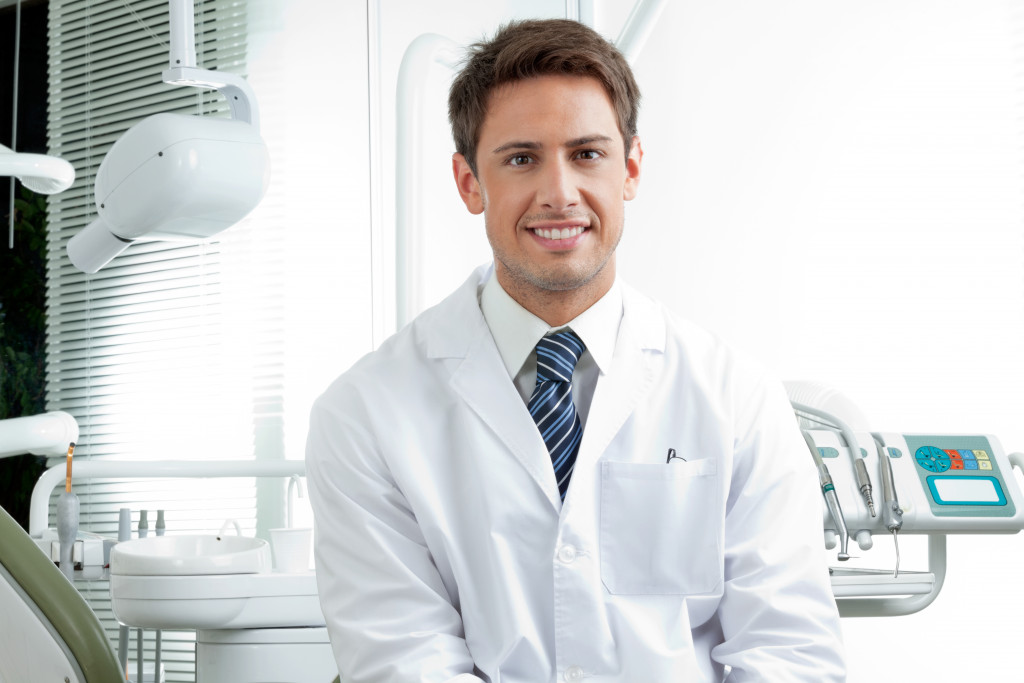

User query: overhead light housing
[65,0,270,274]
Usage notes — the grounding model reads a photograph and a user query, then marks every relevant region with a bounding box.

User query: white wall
[358,1,1024,679]
[617,1,1024,679]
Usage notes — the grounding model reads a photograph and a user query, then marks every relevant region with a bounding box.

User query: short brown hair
[448,19,641,176]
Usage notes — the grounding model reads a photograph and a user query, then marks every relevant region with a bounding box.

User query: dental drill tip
[892,529,900,579]
[868,502,876,517]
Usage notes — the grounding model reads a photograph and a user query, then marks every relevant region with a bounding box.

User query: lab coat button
[564,665,585,681]
[557,544,577,564]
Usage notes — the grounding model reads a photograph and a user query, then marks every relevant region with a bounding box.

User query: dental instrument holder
[804,428,1024,617]
[802,430,851,561]
[878,451,903,577]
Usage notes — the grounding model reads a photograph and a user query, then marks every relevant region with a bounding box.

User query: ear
[452,153,484,215]
[622,136,642,201]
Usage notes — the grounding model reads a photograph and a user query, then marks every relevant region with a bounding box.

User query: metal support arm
[29,460,305,536]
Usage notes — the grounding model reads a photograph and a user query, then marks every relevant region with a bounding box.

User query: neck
[496,263,615,327]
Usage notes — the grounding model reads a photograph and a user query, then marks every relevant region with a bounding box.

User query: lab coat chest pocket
[599,459,722,595]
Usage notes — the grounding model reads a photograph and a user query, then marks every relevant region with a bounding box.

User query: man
[307,18,845,682]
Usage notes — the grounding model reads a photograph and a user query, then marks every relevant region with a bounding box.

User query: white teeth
[535,226,583,240]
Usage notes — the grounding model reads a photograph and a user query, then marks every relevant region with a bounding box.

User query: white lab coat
[306,266,845,683]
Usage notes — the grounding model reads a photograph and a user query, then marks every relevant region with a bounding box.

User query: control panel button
[916,446,951,473]
[974,450,990,460]
[950,461,964,470]
[964,460,979,471]
[979,461,993,470]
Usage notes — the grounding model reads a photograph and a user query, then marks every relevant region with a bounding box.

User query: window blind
[45,2,281,681]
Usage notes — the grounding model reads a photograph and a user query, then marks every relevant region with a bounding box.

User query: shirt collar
[481,270,622,380]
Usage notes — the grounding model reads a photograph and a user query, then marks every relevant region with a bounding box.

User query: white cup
[270,527,312,573]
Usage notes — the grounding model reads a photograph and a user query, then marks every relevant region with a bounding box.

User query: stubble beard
[489,221,622,308]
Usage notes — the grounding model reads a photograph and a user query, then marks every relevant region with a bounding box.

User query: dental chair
[0,504,125,682]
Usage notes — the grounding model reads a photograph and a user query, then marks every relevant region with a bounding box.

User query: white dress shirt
[479,272,621,428]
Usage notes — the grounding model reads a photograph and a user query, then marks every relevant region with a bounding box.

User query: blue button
[959,449,976,460]
[964,460,979,470]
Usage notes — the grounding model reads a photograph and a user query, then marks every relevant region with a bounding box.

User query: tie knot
[535,330,585,384]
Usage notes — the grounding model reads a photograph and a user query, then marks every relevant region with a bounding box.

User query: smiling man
[452,73,639,326]
[307,19,845,683]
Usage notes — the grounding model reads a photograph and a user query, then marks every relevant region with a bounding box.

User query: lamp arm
[0,412,80,460]
[161,66,259,129]
[162,0,259,129]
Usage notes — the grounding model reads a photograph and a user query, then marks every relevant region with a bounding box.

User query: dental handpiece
[802,430,851,561]
[854,457,876,517]
[878,450,903,577]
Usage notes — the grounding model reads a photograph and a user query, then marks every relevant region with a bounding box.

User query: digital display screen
[929,476,1006,506]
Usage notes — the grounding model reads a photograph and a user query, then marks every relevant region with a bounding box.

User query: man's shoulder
[621,282,720,356]
[316,267,489,403]
[621,281,770,386]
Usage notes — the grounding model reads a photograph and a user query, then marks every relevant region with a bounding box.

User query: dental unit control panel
[794,404,1024,618]
[785,378,1024,611]
[805,430,1024,538]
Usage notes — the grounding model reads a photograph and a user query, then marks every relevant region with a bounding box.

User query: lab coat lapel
[575,286,665,476]
[422,268,562,513]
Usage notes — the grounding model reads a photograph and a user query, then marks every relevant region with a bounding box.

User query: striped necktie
[528,330,586,500]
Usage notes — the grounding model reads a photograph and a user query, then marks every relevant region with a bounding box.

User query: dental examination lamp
[66,0,269,274]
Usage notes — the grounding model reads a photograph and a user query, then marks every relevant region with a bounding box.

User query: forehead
[479,74,622,146]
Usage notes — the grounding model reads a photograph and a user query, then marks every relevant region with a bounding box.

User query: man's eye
[508,154,532,166]
[576,150,601,160]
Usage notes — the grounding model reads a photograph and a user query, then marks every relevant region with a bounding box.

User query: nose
[537,158,580,211]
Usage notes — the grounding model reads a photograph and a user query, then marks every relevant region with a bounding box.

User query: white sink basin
[108,534,323,630]
[110,535,271,576]
[110,572,323,629]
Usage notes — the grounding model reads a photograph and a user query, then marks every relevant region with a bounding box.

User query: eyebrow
[491,135,615,155]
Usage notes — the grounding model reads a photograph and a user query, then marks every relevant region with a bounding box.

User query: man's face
[453,75,642,310]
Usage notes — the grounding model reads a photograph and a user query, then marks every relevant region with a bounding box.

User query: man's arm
[712,376,847,681]
[306,391,486,683]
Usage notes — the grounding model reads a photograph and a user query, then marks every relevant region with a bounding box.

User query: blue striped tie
[528,330,586,500]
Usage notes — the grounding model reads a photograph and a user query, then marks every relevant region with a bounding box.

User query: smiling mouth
[531,226,586,240]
